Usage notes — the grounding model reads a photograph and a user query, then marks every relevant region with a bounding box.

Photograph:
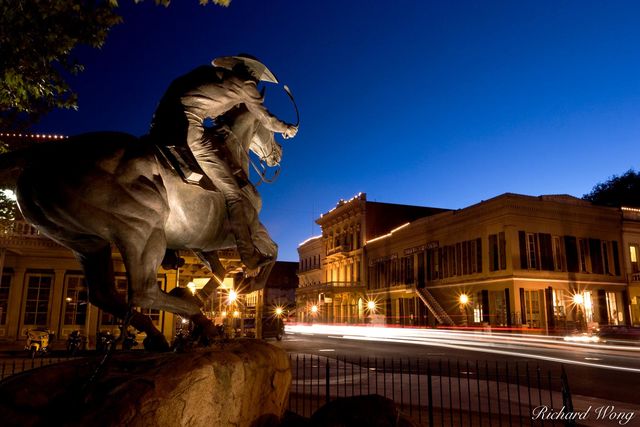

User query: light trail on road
[285,324,640,373]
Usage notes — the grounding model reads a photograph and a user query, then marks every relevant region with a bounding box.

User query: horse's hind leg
[117,228,205,318]
[74,243,169,351]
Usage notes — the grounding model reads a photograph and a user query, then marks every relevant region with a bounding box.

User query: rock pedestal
[0,340,291,427]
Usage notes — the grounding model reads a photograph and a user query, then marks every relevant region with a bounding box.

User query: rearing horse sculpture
[4,106,281,351]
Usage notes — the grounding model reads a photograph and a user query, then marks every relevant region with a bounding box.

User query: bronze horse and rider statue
[1,55,299,351]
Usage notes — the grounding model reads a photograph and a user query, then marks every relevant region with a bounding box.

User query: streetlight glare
[311,305,318,314]
[275,306,284,316]
[367,300,376,311]
[573,294,584,305]
[459,294,469,305]
[228,289,238,304]
[187,281,197,295]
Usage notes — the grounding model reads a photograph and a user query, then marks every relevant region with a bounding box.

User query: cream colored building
[298,193,640,331]
[296,193,447,324]
[0,220,235,347]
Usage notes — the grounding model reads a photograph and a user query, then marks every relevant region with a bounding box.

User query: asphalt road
[273,325,640,408]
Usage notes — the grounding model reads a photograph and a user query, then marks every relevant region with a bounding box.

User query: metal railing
[1,352,575,426]
[416,288,455,326]
[288,354,574,426]
[0,356,68,381]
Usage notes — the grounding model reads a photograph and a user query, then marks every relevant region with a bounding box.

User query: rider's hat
[212,54,279,84]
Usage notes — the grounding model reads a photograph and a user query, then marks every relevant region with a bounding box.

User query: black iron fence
[0,356,68,381]
[1,353,574,427]
[288,354,574,427]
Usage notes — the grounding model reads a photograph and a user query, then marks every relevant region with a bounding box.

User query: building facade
[298,193,640,331]
[296,193,448,324]
[0,219,246,346]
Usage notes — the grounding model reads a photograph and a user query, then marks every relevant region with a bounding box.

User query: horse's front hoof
[143,334,170,352]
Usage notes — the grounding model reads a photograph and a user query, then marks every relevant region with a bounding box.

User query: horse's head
[250,125,282,167]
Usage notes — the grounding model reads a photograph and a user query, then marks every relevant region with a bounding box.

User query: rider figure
[150,54,298,270]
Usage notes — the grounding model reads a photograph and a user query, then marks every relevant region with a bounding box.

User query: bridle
[249,84,299,186]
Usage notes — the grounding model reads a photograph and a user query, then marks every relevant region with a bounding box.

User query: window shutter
[519,288,527,324]
[612,241,621,276]
[589,238,603,274]
[481,290,490,323]
[518,231,527,269]
[476,238,483,273]
[499,232,507,270]
[597,289,608,324]
[564,236,579,273]
[545,287,555,329]
[539,233,554,271]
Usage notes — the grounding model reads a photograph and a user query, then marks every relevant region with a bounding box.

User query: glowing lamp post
[367,300,377,312]
[187,281,197,295]
[228,289,238,305]
[573,293,585,332]
[459,294,470,327]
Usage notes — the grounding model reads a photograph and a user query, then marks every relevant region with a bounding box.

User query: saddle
[152,133,251,192]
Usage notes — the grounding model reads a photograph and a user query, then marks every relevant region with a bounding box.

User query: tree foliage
[583,169,640,208]
[0,0,229,131]
[0,1,122,130]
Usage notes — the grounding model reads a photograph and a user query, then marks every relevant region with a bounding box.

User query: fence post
[325,358,330,405]
[427,359,434,427]
[560,365,575,427]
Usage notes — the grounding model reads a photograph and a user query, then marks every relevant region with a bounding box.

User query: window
[489,233,506,272]
[0,274,11,324]
[401,256,414,285]
[606,292,623,325]
[522,289,541,328]
[552,236,564,271]
[24,274,53,325]
[101,277,127,325]
[526,233,538,269]
[63,276,88,325]
[630,244,639,273]
[552,289,565,318]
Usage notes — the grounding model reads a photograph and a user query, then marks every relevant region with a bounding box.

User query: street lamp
[459,294,470,326]
[228,289,238,305]
[367,300,376,311]
[187,281,197,295]
[573,293,585,332]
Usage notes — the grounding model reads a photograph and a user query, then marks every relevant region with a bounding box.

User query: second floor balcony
[296,281,364,296]
[327,244,352,256]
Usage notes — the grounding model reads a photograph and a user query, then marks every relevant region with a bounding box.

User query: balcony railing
[631,272,640,282]
[326,245,352,256]
[296,281,363,294]
[0,220,43,238]
[0,219,65,250]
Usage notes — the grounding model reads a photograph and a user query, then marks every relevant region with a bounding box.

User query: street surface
[276,324,640,408]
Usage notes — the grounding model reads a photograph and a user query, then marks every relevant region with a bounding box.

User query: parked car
[242,316,285,340]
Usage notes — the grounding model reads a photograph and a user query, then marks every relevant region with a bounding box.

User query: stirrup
[155,145,219,192]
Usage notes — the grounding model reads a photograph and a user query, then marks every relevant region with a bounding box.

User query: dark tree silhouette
[583,169,640,208]
[0,0,229,131]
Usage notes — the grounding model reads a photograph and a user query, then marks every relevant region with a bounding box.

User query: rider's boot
[227,198,274,270]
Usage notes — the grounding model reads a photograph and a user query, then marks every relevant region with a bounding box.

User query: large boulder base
[0,340,291,427]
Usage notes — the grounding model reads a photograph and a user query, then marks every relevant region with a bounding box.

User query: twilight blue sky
[33,1,640,261]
